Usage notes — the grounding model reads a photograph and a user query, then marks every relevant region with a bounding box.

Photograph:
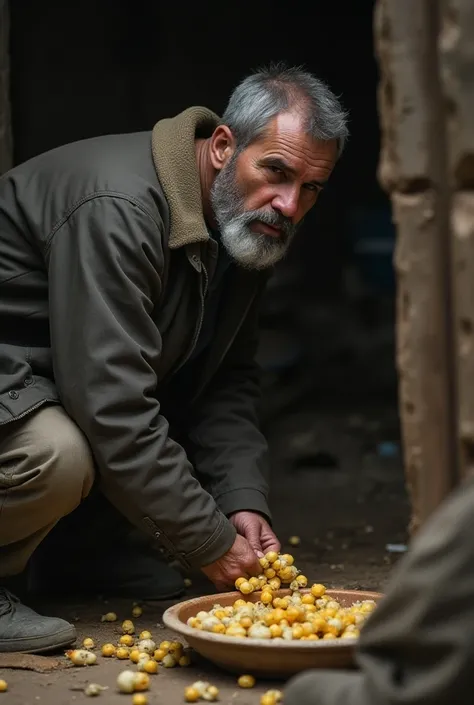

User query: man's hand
[229,511,281,558]
[201,534,261,592]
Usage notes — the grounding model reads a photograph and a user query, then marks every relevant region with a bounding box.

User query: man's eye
[267,165,283,175]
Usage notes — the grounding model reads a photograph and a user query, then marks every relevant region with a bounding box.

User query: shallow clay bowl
[163,588,383,678]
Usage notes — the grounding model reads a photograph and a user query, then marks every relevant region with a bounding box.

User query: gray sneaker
[0,588,76,653]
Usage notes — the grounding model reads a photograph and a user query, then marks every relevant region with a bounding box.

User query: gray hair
[222,62,349,158]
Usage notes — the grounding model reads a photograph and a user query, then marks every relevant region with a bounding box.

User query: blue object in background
[347,205,396,295]
[386,543,408,553]
[377,441,400,458]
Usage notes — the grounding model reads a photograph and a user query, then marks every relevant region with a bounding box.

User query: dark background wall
[9,1,397,406]
[9,0,383,299]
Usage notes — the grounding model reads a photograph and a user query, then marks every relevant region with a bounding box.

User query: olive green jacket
[0,107,271,569]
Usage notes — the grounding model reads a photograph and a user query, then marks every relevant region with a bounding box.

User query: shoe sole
[0,625,77,654]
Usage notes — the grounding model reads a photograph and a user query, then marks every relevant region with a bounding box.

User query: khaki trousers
[0,405,95,577]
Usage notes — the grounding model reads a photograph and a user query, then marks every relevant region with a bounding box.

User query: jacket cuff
[184,512,237,569]
[215,488,272,523]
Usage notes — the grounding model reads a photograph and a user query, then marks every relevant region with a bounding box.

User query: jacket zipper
[170,257,208,379]
[218,297,253,367]
[0,398,57,426]
[190,287,256,405]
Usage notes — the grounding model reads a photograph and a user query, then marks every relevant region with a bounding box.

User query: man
[285,473,474,705]
[0,63,348,653]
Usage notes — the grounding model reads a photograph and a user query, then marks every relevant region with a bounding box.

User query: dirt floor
[0,404,410,705]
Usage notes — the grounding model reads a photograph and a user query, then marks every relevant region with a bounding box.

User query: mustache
[236,209,296,239]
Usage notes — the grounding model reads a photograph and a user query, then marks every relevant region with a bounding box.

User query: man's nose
[271,188,299,221]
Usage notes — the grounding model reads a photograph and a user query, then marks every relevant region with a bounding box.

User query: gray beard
[210,155,299,270]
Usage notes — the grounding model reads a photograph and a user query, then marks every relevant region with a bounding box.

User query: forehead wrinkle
[262,138,334,177]
[259,111,336,161]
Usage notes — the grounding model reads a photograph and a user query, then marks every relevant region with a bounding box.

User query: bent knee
[17,405,95,501]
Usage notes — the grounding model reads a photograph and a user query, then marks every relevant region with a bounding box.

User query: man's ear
[209,125,236,170]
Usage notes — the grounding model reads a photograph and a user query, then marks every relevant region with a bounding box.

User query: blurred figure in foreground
[285,473,474,705]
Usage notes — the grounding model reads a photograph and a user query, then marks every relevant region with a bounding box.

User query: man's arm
[186,285,272,523]
[46,194,237,570]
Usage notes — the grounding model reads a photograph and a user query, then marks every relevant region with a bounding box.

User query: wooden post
[439,0,474,479]
[0,0,12,174]
[374,0,459,533]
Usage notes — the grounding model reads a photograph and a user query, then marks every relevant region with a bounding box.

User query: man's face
[210,111,337,270]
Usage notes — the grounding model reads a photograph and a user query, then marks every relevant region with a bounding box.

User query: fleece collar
[151,106,220,250]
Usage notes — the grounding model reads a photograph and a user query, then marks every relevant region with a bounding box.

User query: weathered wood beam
[374,0,458,533]
[439,0,474,479]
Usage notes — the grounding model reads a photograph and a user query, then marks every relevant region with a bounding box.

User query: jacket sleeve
[46,194,236,569]
[185,286,271,522]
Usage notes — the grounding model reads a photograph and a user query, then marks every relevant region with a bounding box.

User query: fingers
[259,523,281,554]
[243,551,262,576]
[230,512,282,559]
[242,520,263,557]
[263,538,281,554]
[261,540,281,555]
[200,530,273,594]
[235,535,261,576]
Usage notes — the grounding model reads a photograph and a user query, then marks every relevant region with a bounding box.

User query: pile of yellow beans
[187,552,377,641]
